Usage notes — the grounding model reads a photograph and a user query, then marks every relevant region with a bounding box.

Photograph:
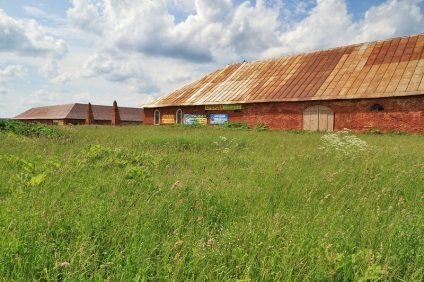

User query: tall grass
[0,125,423,281]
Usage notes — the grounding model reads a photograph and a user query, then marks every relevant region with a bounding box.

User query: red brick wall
[143,95,424,133]
[16,119,112,126]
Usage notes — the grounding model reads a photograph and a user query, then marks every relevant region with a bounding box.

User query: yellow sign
[205,104,242,111]
[161,114,175,124]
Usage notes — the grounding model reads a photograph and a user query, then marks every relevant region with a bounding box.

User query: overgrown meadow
[1,121,423,281]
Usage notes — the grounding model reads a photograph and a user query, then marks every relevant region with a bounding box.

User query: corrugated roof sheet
[14,103,143,122]
[14,104,77,120]
[145,33,424,108]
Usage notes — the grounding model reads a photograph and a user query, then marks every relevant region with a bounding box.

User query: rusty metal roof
[14,103,143,122]
[145,33,424,108]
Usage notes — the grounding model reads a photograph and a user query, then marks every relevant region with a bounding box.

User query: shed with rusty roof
[14,102,143,126]
[144,34,424,133]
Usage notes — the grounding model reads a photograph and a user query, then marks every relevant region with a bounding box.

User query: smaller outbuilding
[14,102,143,126]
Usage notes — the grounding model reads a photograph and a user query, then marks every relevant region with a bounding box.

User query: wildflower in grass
[55,262,71,269]
[173,240,184,250]
[174,252,182,261]
[214,136,231,153]
[207,237,215,247]
[214,135,244,153]
[320,131,368,157]
[397,197,405,207]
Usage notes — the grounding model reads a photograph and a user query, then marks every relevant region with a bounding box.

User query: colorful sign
[210,114,228,125]
[184,114,207,125]
[161,114,175,124]
[205,104,242,111]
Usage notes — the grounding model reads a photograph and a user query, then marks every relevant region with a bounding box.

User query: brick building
[14,101,143,126]
[143,34,424,133]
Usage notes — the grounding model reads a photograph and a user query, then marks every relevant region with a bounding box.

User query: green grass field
[1,124,423,281]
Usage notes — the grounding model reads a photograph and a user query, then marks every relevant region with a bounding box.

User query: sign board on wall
[205,104,242,111]
[210,114,228,125]
[161,114,175,124]
[184,114,207,125]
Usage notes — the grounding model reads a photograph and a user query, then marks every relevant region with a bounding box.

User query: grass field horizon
[1,124,423,281]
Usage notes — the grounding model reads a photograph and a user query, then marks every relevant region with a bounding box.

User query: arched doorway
[303,105,334,131]
[154,110,160,125]
[176,109,183,124]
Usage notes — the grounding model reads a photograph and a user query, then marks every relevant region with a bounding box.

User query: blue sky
[1,0,423,118]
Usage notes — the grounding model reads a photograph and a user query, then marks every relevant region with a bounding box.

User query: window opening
[371,104,384,112]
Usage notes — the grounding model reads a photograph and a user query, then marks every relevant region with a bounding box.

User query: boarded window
[370,104,384,112]
[176,109,183,124]
[303,105,334,131]
[154,110,160,125]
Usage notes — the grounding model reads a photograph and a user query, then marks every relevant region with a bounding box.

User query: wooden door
[303,105,334,131]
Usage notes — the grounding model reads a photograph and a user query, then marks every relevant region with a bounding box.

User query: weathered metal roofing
[119,106,144,122]
[14,103,143,122]
[14,104,78,120]
[145,34,424,108]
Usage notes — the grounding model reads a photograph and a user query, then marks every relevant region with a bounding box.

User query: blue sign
[210,114,228,125]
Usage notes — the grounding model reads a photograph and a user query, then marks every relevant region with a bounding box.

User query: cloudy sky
[1,0,423,118]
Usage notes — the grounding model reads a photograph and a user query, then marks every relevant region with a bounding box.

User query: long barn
[144,34,424,133]
[14,102,143,126]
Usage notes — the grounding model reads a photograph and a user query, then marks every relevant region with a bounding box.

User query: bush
[386,131,412,136]
[0,119,68,139]
[169,123,206,129]
[365,129,381,134]
[218,121,250,130]
[253,123,268,131]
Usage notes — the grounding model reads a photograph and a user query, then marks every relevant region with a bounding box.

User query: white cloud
[263,0,424,58]
[0,9,68,57]
[66,0,285,62]
[3,66,26,78]
[38,60,59,78]
[38,60,71,85]
[350,0,424,43]
[0,86,8,95]
[295,1,310,14]
[67,0,104,34]
[23,5,65,24]
[82,52,160,93]
[271,0,353,56]
[194,0,232,22]
[0,65,27,81]
[167,0,196,13]
[20,88,61,107]
[52,74,71,85]
[219,1,281,56]
[66,0,106,36]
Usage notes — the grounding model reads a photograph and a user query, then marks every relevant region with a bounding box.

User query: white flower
[320,132,368,157]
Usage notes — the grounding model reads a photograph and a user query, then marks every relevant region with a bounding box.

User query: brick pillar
[86,102,94,125]
[111,100,121,126]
